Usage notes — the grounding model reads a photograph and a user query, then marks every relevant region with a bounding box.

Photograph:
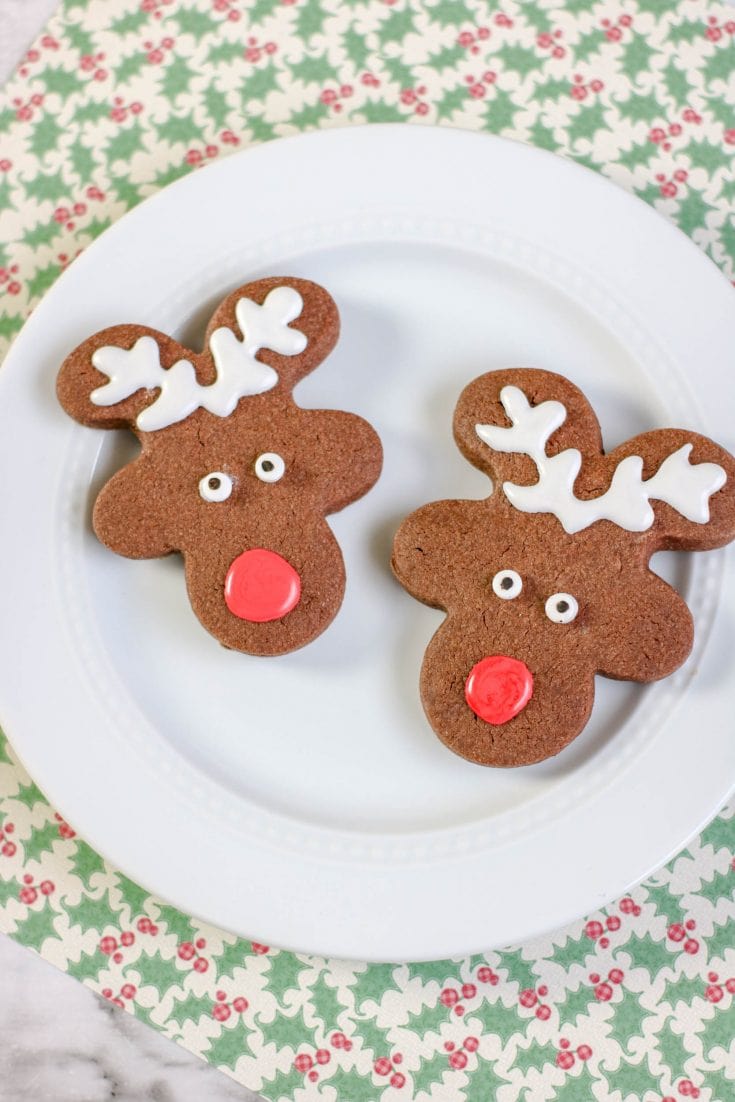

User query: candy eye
[545,592,578,624]
[492,569,523,600]
[199,471,233,502]
[254,452,285,483]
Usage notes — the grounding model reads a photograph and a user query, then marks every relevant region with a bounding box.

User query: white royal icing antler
[90,286,308,431]
[476,385,727,534]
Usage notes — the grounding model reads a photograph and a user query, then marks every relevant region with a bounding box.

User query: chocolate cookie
[392,368,735,767]
[57,277,382,655]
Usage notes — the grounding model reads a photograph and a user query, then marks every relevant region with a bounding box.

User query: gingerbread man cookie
[392,369,735,767]
[58,277,382,655]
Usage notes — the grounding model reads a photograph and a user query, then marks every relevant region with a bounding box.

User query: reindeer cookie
[392,369,735,767]
[58,277,382,656]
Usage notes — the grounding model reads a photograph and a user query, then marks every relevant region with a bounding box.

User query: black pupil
[261,460,274,472]
[208,477,221,490]
[500,576,514,590]
[557,600,569,613]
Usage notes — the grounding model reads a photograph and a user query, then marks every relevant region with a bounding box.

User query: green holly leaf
[38,67,82,97]
[706,1065,735,1102]
[115,51,148,83]
[660,974,705,1011]
[698,1006,735,1059]
[13,779,47,811]
[156,114,202,146]
[684,138,730,175]
[705,45,735,88]
[655,1017,694,1077]
[249,0,281,20]
[359,101,405,123]
[208,41,244,66]
[574,30,604,65]
[66,947,106,985]
[521,5,553,34]
[24,221,61,249]
[260,1061,306,1102]
[111,170,145,208]
[111,8,150,34]
[204,1021,250,1073]
[348,963,399,1012]
[381,54,415,91]
[548,932,591,973]
[616,140,655,172]
[172,8,214,38]
[292,54,333,85]
[106,121,146,165]
[69,139,96,181]
[644,880,684,927]
[13,904,60,950]
[151,902,198,944]
[493,949,539,992]
[609,989,656,1049]
[622,932,678,980]
[529,118,559,152]
[483,90,518,133]
[426,0,472,27]
[705,917,735,965]
[128,951,178,1001]
[676,188,712,235]
[113,874,149,920]
[0,315,23,344]
[436,85,468,121]
[558,982,595,1027]
[343,27,370,71]
[552,1063,603,1101]
[620,36,659,83]
[662,60,693,108]
[22,819,62,864]
[617,91,662,125]
[257,1004,318,1052]
[405,998,449,1040]
[75,101,112,123]
[241,63,280,104]
[463,1058,511,1101]
[568,101,608,146]
[212,937,250,981]
[0,732,14,765]
[413,1050,450,1098]
[295,0,330,39]
[264,952,312,1007]
[700,864,735,906]
[65,22,95,57]
[319,1065,373,1100]
[514,1038,557,1076]
[666,19,700,45]
[353,1012,392,1059]
[428,43,465,72]
[84,216,113,243]
[378,7,416,46]
[203,85,230,130]
[0,876,19,907]
[28,263,62,299]
[536,77,574,103]
[161,56,196,101]
[405,960,458,986]
[497,44,539,79]
[465,999,524,1047]
[168,990,216,1029]
[66,892,119,936]
[720,218,735,261]
[246,114,278,141]
[308,971,345,1032]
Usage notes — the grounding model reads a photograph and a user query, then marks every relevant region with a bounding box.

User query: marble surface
[0,12,258,1102]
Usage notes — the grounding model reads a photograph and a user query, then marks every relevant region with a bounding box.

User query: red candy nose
[465,655,533,725]
[224,548,301,623]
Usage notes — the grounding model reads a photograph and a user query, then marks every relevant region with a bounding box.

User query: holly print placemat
[1,2,735,1099]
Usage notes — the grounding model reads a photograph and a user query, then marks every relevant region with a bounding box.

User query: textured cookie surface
[392,368,735,767]
[58,277,382,655]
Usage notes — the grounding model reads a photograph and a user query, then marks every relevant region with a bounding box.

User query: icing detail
[545,592,578,624]
[224,548,301,622]
[254,452,285,483]
[465,655,534,726]
[91,286,307,432]
[492,569,522,600]
[199,471,233,503]
[476,385,727,534]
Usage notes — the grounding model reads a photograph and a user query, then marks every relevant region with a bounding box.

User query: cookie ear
[204,276,340,395]
[453,368,603,488]
[93,460,174,559]
[57,325,188,432]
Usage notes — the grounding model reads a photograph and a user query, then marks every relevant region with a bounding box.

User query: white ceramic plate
[1,126,733,962]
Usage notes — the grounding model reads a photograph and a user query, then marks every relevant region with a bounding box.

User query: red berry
[556,1051,575,1070]
[251,942,269,954]
[620,897,635,913]
[19,887,37,904]
[294,1053,313,1073]
[193,957,209,973]
[149,925,159,936]
[100,936,118,955]
[331,1032,347,1048]
[40,881,54,896]
[440,988,459,1006]
[724,129,735,145]
[679,1080,694,1097]
[476,965,492,981]
[454,1005,465,1016]
[137,918,151,933]
[668,923,685,942]
[374,1057,392,1076]
[101,987,113,998]
[538,985,548,997]
[606,916,621,931]
[599,937,610,949]
[461,983,477,1000]
[585,920,603,940]
[519,989,538,1008]
[213,1003,231,1021]
[609,968,624,984]
[315,1049,330,1065]
[4,824,14,834]
[120,931,134,947]
[577,1044,592,1060]
[449,1051,468,1069]
[595,983,613,1001]
[706,984,723,1003]
[2,842,16,857]
[393,1054,402,1065]
[464,1036,479,1052]
[560,1039,570,1049]
[673,169,688,182]
[390,1073,406,1088]
[669,123,682,136]
[112,953,123,964]
[477,26,490,39]
[685,919,696,930]
[620,14,632,26]
[120,984,136,999]
[536,1004,551,1020]
[444,1041,455,1052]
[589,973,600,984]
[633,906,641,916]
[215,990,227,1001]
[726,979,735,994]
[232,996,248,1013]
[195,938,206,949]
[684,938,699,954]
[458,31,474,46]
[178,942,195,960]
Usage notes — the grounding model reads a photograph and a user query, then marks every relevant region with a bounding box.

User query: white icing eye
[545,592,578,624]
[199,471,233,502]
[254,452,285,483]
[492,569,523,600]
